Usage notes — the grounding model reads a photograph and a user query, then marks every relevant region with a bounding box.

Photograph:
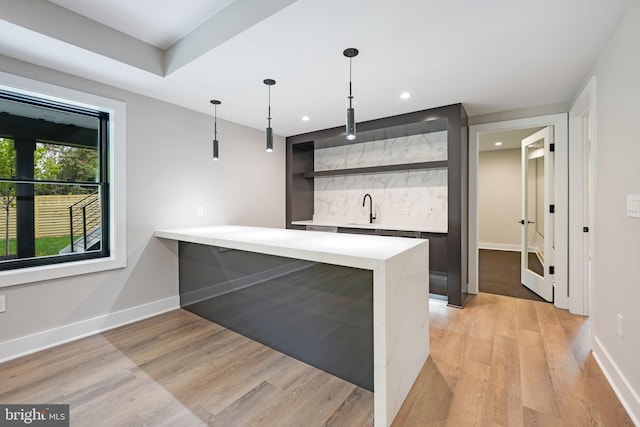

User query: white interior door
[521,127,554,301]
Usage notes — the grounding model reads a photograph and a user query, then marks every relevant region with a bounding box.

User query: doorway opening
[477,126,551,302]
[468,112,569,309]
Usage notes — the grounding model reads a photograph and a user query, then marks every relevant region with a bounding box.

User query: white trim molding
[568,76,596,316]
[479,243,521,252]
[0,71,127,288]
[592,337,640,426]
[469,113,569,310]
[478,243,540,252]
[0,296,179,363]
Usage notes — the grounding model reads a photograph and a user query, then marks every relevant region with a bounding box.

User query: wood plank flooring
[0,310,373,427]
[393,293,634,426]
[0,293,633,426]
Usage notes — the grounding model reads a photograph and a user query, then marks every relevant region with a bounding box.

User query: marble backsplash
[315,130,447,171]
[314,131,448,230]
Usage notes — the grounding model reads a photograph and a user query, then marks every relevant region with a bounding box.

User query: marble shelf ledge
[303,160,448,178]
[291,219,448,234]
[155,225,430,426]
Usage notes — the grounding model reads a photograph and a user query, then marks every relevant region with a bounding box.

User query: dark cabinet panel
[179,242,374,391]
[344,227,448,297]
[420,233,448,274]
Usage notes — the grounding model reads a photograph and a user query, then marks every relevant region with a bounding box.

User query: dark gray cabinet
[286,103,468,307]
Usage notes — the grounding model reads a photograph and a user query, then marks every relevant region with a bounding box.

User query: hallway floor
[479,249,547,302]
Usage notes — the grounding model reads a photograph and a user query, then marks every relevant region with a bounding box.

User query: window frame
[0,72,126,287]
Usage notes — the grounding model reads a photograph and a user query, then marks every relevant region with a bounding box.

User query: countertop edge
[154,226,429,270]
[290,220,448,234]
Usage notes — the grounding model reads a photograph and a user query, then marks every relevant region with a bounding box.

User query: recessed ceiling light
[400,92,411,100]
[302,116,310,121]
[494,141,503,146]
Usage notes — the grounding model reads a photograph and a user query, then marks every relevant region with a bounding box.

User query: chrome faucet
[362,193,376,224]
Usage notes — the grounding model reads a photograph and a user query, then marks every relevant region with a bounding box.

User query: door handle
[519,219,535,225]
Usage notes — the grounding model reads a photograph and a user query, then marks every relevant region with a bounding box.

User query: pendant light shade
[266,127,273,152]
[264,79,276,152]
[210,99,221,160]
[346,106,355,140]
[213,139,219,160]
[343,48,359,141]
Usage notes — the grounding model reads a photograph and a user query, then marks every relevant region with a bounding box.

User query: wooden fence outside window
[0,194,87,240]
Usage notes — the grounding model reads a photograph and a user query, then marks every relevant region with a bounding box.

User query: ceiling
[47,0,238,50]
[0,0,633,137]
[479,127,543,152]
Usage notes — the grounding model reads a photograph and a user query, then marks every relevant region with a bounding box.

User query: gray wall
[478,148,545,253]
[478,148,521,248]
[0,55,285,344]
[578,0,640,420]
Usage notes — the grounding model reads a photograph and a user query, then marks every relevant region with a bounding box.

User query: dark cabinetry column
[445,105,468,307]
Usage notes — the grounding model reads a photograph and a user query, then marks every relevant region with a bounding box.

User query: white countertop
[155,225,427,270]
[291,219,447,234]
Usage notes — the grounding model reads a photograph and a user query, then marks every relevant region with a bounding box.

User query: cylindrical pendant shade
[266,127,273,152]
[346,107,356,140]
[213,139,219,160]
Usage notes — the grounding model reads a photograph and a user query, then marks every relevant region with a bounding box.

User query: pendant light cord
[214,104,218,138]
[267,85,272,127]
[348,57,353,109]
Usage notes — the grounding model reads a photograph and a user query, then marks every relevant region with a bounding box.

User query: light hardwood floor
[0,293,633,426]
[394,293,634,426]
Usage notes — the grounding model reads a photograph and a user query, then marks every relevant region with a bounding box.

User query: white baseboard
[479,242,520,251]
[592,336,640,426]
[0,295,180,363]
[478,243,540,252]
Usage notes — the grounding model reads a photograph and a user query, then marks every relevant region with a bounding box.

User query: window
[0,72,126,287]
[0,90,109,270]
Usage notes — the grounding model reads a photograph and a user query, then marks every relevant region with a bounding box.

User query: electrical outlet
[0,295,5,313]
[196,206,204,217]
[617,314,623,338]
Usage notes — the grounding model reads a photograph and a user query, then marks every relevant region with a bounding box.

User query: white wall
[579,0,640,423]
[0,55,285,357]
[478,148,521,249]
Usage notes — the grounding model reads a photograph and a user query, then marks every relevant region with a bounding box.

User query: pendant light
[210,99,221,160]
[343,48,359,141]
[264,78,276,152]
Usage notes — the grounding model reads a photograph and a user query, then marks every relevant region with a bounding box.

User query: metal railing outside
[68,191,101,252]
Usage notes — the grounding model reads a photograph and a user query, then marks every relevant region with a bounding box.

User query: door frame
[568,77,596,316]
[469,113,569,310]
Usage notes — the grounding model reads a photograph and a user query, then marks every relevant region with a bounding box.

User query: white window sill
[0,255,127,288]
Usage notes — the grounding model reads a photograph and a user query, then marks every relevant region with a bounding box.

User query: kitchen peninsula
[155,225,429,427]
